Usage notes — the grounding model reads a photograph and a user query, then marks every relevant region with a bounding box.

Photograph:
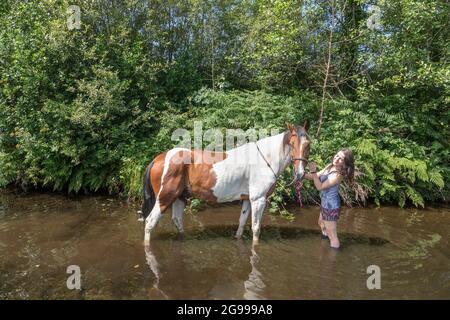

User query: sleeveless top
[319,171,341,210]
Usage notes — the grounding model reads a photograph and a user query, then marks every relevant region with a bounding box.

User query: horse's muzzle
[296,172,305,181]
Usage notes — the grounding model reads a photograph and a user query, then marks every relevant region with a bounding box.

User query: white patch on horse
[211,143,251,202]
[144,199,162,242]
[211,133,289,202]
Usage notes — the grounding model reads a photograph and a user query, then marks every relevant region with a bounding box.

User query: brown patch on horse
[152,149,229,212]
[150,152,167,196]
[283,130,295,153]
[240,194,249,201]
[157,150,191,212]
[187,150,228,204]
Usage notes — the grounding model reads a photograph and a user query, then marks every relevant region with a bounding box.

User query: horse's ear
[303,120,310,132]
[287,122,296,132]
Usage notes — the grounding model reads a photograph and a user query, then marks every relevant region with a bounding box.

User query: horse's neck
[256,132,291,176]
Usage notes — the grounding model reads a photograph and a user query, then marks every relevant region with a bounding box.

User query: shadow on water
[152,225,390,247]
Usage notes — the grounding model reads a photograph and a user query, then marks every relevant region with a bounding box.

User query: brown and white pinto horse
[141,122,311,245]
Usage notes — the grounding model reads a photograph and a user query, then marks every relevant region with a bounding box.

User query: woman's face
[332,151,345,167]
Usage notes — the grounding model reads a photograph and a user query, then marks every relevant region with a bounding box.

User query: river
[0,192,448,299]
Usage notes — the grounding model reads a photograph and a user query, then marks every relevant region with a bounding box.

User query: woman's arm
[304,172,317,180]
[305,162,319,180]
[305,161,325,180]
[316,166,328,176]
[311,172,343,191]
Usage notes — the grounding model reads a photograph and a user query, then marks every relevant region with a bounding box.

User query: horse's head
[286,121,311,181]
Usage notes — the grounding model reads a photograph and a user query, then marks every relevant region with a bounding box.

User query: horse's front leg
[236,199,251,239]
[172,198,185,237]
[250,197,267,245]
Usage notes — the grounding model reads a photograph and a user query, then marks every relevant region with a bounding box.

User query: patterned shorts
[320,206,341,221]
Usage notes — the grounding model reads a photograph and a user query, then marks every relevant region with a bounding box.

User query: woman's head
[332,148,354,182]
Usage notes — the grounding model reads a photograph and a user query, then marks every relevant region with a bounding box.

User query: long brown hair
[337,148,354,183]
[325,148,354,183]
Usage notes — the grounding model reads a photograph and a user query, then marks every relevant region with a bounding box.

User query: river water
[0,192,448,299]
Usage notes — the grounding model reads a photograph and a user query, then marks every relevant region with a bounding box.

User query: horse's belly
[211,164,249,203]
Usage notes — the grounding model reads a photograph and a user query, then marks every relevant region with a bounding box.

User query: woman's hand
[308,161,317,173]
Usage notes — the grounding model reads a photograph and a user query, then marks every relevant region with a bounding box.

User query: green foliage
[184,198,205,215]
[0,0,448,210]
[139,88,447,209]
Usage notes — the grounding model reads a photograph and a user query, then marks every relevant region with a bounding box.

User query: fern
[405,185,425,208]
[398,191,406,208]
[68,170,84,193]
[428,169,444,189]
[415,161,429,183]
[355,138,377,156]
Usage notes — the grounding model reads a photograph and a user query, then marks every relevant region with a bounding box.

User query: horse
[141,122,311,245]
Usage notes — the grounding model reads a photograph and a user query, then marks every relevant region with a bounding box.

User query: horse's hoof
[235,234,242,240]
[143,239,150,247]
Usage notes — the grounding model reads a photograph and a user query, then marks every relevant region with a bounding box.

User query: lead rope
[294,178,303,207]
[255,142,306,208]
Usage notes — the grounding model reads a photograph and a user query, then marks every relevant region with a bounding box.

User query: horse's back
[149,146,252,204]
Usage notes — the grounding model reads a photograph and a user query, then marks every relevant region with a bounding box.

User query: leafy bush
[0,0,447,211]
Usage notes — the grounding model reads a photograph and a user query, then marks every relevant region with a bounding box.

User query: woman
[305,148,354,249]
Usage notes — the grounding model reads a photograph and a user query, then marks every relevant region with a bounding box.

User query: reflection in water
[236,240,266,300]
[318,239,338,270]
[144,239,268,300]
[144,244,169,299]
[316,239,338,297]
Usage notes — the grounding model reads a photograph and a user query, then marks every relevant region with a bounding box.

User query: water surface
[0,192,448,299]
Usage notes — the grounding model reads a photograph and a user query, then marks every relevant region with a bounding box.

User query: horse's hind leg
[144,149,187,245]
[144,200,163,245]
[236,200,251,239]
[172,198,185,234]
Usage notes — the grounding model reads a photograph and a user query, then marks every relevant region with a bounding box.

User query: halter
[254,130,310,208]
[254,131,309,180]
[289,132,309,165]
[292,156,309,164]
[286,131,310,208]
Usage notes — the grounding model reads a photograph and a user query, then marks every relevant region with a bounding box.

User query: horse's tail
[141,161,156,220]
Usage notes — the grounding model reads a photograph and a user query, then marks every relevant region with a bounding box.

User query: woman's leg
[323,220,340,248]
[318,214,327,236]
